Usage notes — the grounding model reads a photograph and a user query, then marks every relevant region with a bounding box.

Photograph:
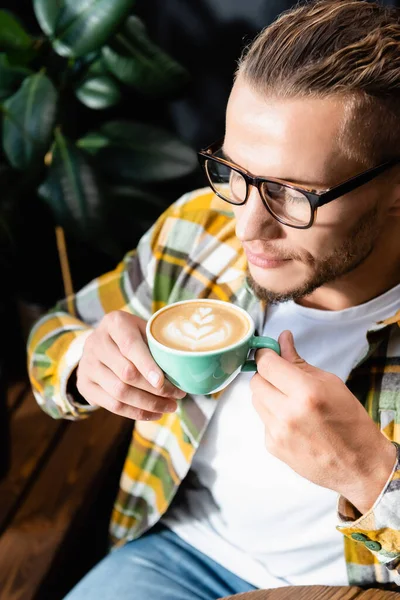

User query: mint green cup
[146,299,280,395]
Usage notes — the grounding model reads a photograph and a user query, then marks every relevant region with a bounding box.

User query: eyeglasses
[198,139,400,229]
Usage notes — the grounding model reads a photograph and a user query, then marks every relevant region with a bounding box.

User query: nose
[235,184,281,242]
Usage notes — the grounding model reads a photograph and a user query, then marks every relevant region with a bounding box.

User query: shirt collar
[242,279,400,334]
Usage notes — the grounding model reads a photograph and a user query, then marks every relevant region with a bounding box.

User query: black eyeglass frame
[198,138,400,229]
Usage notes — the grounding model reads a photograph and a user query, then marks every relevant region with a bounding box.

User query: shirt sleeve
[27,223,156,421]
[336,441,400,583]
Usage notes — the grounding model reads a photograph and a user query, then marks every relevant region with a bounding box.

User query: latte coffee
[150,301,250,352]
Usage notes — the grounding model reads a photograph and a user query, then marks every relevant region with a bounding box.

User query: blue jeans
[64,526,257,600]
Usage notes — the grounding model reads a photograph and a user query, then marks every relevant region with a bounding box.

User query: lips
[244,247,291,269]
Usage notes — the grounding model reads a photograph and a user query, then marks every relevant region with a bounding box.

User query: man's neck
[297,229,400,312]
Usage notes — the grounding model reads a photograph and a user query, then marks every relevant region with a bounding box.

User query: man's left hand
[252,330,397,515]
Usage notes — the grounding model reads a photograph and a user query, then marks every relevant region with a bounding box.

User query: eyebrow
[221,146,310,186]
[221,145,329,189]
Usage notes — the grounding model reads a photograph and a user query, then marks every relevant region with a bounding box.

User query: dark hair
[237,0,400,166]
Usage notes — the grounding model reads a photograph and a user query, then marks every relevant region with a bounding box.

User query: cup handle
[241,335,281,372]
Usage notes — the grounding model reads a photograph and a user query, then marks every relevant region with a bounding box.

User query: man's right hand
[76,310,186,420]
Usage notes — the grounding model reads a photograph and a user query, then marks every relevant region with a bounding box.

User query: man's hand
[251,330,397,515]
[76,311,185,421]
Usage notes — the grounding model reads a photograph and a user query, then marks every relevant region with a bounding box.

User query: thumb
[278,330,307,367]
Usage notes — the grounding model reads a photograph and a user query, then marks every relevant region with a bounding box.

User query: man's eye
[287,194,308,204]
[266,183,285,197]
[266,184,308,205]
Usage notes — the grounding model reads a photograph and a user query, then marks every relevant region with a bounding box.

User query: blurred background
[0,1,399,598]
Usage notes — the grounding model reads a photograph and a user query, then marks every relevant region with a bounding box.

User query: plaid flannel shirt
[28,187,400,589]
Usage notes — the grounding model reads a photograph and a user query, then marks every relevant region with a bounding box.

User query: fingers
[95,361,178,414]
[81,380,164,421]
[250,372,284,408]
[77,312,187,419]
[255,347,309,396]
[278,330,305,365]
[97,333,185,400]
[107,311,182,395]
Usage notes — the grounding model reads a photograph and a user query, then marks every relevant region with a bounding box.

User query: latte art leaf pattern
[151,301,250,352]
[192,307,214,324]
[165,307,232,350]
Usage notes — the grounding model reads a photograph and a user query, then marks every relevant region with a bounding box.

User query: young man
[28,1,400,597]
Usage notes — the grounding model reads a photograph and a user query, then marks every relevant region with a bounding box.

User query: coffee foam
[151,302,250,352]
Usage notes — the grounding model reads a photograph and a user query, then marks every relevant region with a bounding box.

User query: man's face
[224,80,397,303]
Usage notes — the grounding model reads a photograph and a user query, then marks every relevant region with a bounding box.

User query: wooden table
[221,585,400,599]
[0,381,133,600]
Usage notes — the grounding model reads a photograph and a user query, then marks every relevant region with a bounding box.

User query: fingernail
[165,402,177,413]
[174,389,186,399]
[148,370,161,388]
[145,414,162,421]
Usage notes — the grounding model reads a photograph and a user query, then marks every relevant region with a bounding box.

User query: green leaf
[39,130,116,254]
[77,121,197,183]
[0,54,32,101]
[6,47,38,67]
[0,10,32,51]
[2,72,58,170]
[33,0,62,37]
[102,16,189,95]
[34,0,135,58]
[75,75,121,109]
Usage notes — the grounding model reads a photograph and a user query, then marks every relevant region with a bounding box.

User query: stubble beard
[247,207,378,305]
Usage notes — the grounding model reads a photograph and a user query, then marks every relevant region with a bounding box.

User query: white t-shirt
[162,282,400,589]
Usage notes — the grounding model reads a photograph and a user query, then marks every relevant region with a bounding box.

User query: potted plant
[0,0,198,477]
